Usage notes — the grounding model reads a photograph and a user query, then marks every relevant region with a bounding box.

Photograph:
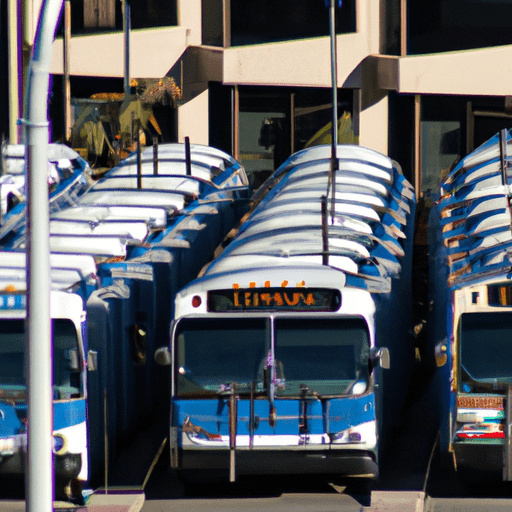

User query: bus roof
[183,144,415,296]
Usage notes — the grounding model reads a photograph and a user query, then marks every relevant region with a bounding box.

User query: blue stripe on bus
[173,393,375,437]
[0,401,23,436]
[53,399,86,430]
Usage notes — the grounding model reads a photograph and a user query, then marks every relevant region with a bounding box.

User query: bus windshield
[175,316,370,397]
[274,317,370,397]
[176,317,268,395]
[0,318,82,401]
[460,312,512,385]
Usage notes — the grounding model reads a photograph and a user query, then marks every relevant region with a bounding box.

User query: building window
[70,0,177,34]
[238,86,354,191]
[83,0,115,29]
[230,0,355,47]
[202,0,223,47]
[421,120,460,196]
[409,0,512,54]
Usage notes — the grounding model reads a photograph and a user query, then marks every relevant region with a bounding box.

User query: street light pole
[124,0,131,97]
[329,0,338,151]
[24,0,64,511]
[326,0,341,221]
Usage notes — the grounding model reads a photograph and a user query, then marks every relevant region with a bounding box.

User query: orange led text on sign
[232,290,316,308]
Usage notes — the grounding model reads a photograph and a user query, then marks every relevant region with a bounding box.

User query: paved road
[425,498,512,512]
[141,491,424,512]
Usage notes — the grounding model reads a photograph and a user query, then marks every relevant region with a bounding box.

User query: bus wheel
[55,477,84,505]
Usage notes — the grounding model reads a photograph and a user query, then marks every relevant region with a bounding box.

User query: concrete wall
[359,93,388,155]
[178,89,209,145]
[399,45,512,96]
[50,28,188,78]
[178,0,202,46]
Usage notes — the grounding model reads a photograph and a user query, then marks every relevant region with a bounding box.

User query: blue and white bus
[0,253,97,498]
[429,128,512,479]
[0,143,93,227]
[157,144,416,489]
[0,142,250,501]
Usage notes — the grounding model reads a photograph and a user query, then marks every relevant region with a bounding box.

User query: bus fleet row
[0,131,511,502]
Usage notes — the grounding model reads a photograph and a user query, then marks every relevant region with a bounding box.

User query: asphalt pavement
[0,491,145,512]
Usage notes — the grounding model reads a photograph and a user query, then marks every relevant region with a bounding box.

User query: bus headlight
[330,429,363,444]
[53,433,68,455]
[0,437,15,455]
[329,421,377,447]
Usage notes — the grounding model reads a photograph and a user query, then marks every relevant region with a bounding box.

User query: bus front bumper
[179,448,378,478]
[453,440,503,474]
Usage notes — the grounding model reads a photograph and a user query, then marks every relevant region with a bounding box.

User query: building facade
[5,0,512,195]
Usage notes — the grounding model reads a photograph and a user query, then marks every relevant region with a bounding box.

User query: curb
[84,491,145,512]
[367,491,425,511]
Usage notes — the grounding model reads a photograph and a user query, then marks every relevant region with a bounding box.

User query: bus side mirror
[435,340,448,367]
[87,350,98,371]
[155,346,172,366]
[371,347,390,370]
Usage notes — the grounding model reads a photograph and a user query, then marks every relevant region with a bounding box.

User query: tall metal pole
[63,0,72,142]
[328,0,339,221]
[24,0,64,511]
[329,0,338,149]
[7,0,19,143]
[123,0,131,96]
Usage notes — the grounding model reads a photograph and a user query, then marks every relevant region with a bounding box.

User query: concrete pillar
[178,0,202,46]
[359,92,389,155]
[178,89,209,144]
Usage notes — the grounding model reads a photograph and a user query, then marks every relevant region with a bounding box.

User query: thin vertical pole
[25,1,65,511]
[223,0,231,48]
[153,136,158,175]
[185,136,191,176]
[63,0,71,142]
[123,0,131,96]
[328,0,339,221]
[322,195,329,266]
[290,93,295,154]
[500,128,507,187]
[137,129,142,189]
[414,95,421,200]
[8,0,19,143]
[329,0,338,149]
[232,85,239,161]
[229,384,237,482]
[400,0,407,56]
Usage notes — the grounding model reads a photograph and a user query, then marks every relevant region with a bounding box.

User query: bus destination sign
[208,287,341,312]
